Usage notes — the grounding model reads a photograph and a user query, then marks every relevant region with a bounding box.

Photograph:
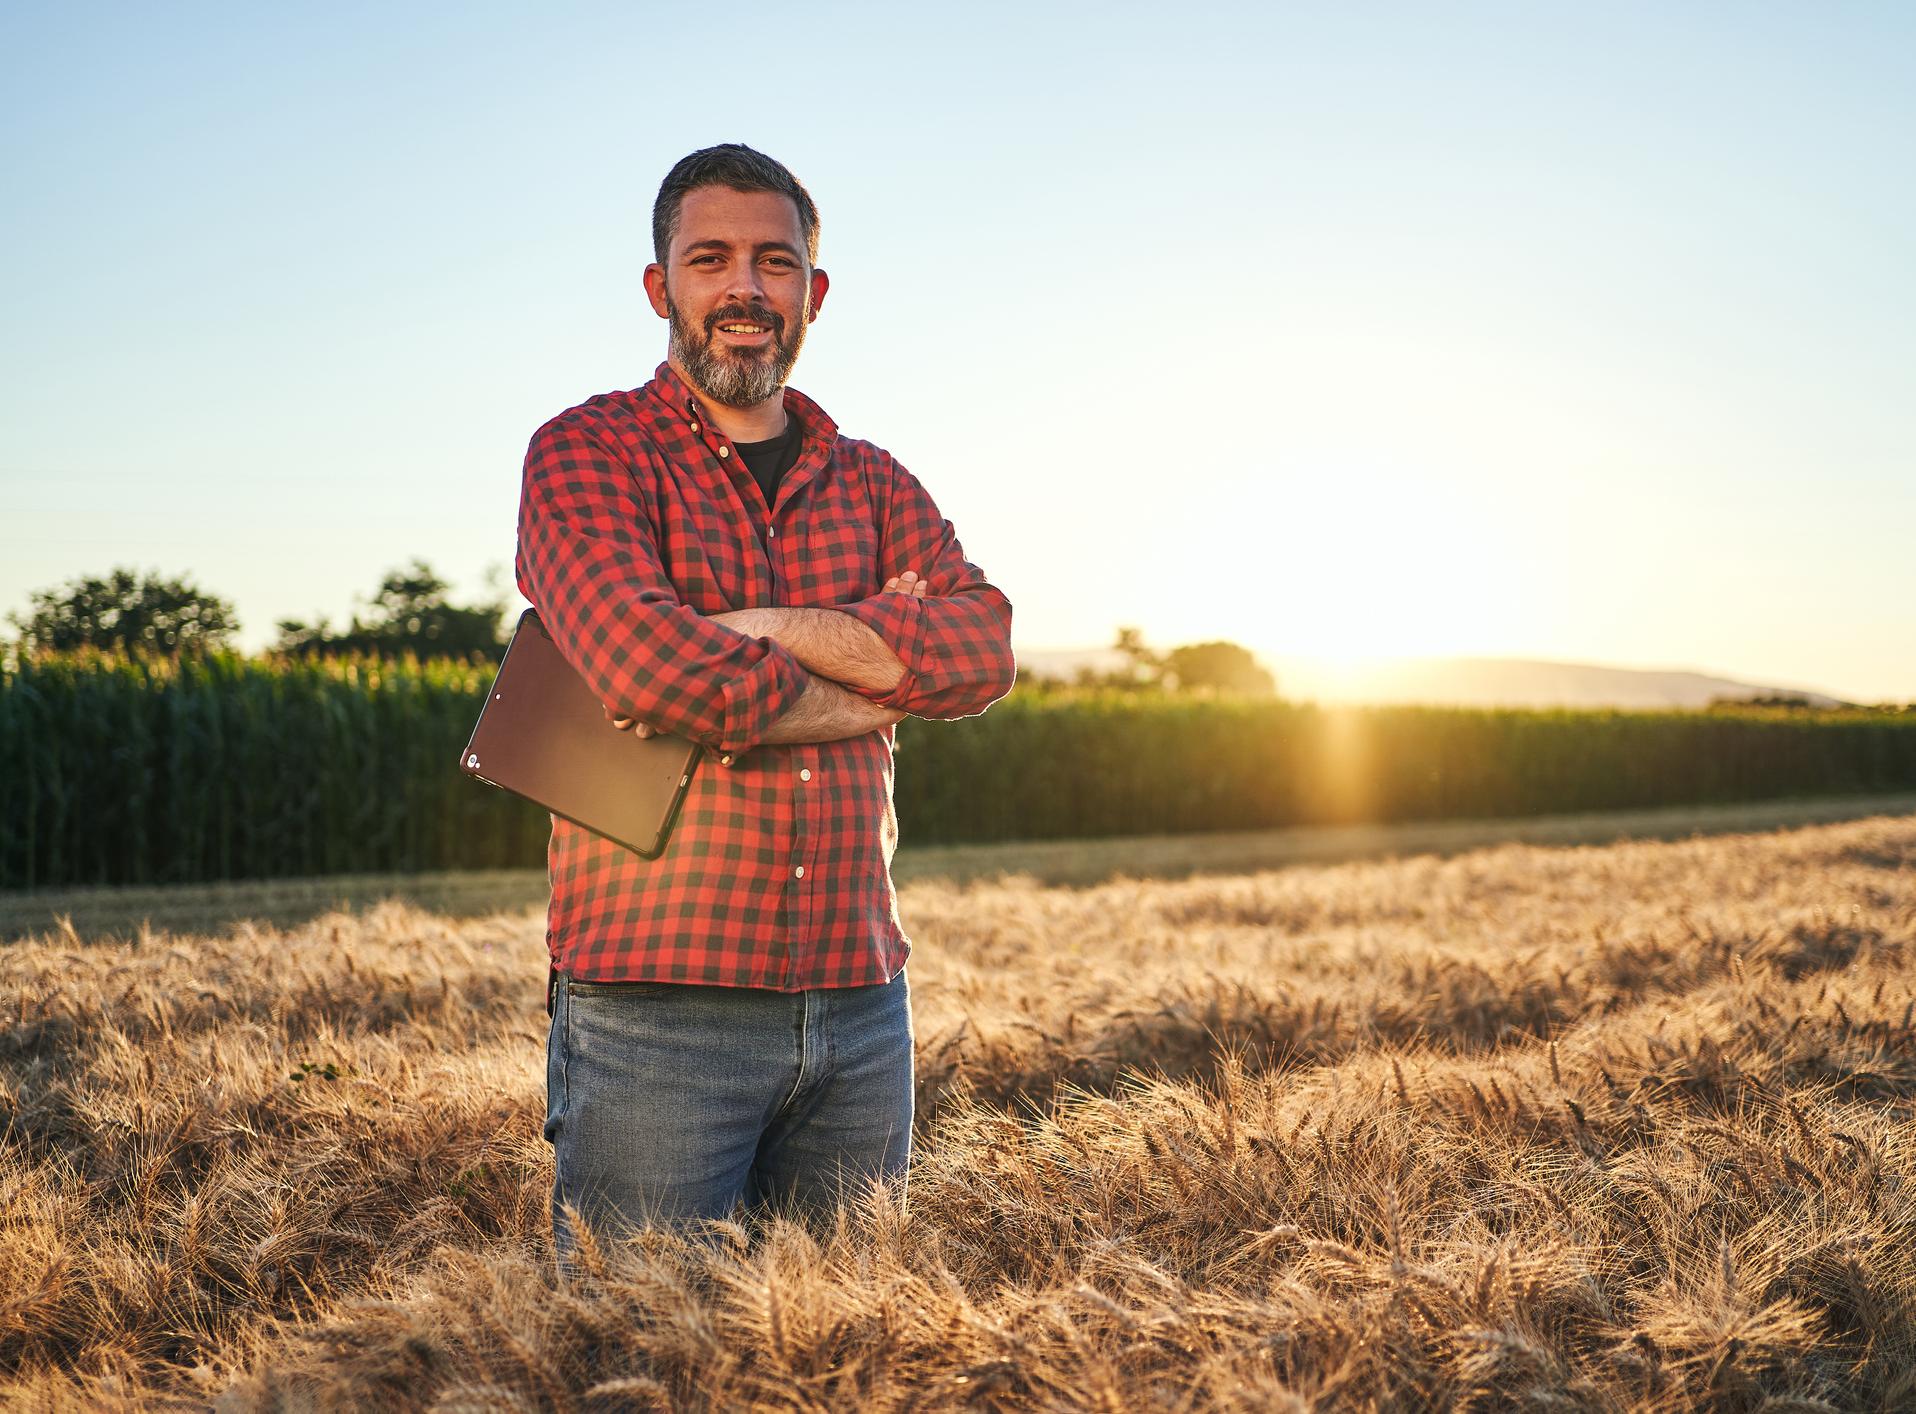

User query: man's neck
[669,358,788,443]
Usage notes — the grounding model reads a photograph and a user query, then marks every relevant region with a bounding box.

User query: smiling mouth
[708,305,781,342]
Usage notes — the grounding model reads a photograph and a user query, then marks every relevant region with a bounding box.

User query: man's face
[643,186,829,410]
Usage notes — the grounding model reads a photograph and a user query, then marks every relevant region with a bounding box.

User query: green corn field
[3,650,1914,889]
[0,650,546,890]
[901,689,1916,844]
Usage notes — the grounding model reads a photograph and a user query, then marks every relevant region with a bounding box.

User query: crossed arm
[521,415,1012,760]
[605,571,931,744]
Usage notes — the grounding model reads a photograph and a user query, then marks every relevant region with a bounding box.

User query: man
[514,143,1015,1257]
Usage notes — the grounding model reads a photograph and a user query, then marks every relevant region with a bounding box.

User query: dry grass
[3,813,1913,1410]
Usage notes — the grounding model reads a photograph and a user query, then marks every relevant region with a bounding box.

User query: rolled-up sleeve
[515,414,808,754]
[836,456,1015,720]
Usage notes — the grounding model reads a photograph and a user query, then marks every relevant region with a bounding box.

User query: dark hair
[652,143,820,266]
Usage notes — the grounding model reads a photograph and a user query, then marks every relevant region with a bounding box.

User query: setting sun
[1187,449,1540,665]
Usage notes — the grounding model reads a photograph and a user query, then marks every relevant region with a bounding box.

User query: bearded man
[515,143,1015,1258]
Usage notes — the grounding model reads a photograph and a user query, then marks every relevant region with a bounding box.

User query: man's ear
[807,267,829,321]
[643,263,671,319]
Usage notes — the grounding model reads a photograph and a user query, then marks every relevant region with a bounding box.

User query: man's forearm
[609,595,916,747]
[756,670,904,744]
[713,607,906,696]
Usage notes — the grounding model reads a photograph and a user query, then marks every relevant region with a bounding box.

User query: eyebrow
[681,238,803,258]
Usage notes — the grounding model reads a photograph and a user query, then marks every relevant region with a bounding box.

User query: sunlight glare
[1202,449,1538,664]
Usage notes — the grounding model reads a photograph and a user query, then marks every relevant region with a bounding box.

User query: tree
[1060,627,1278,697]
[7,567,238,656]
[1066,626,1164,690]
[1111,625,1166,689]
[1161,640,1278,696]
[275,559,507,662]
[1055,624,1170,691]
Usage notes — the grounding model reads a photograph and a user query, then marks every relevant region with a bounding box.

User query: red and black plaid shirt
[515,362,1016,990]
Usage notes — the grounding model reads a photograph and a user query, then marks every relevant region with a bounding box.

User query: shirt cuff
[715,635,809,760]
[836,593,925,710]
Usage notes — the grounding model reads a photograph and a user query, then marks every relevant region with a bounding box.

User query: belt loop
[547,964,558,1018]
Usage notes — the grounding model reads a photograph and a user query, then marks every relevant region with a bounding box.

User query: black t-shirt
[733,416,803,509]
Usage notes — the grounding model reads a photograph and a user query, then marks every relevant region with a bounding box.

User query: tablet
[457,609,702,860]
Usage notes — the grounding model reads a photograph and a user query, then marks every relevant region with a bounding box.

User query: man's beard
[667,294,809,408]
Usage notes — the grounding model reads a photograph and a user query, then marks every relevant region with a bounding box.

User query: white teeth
[721,324,767,333]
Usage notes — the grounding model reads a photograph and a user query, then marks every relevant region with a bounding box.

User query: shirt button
[767,526,776,538]
[719,753,734,766]
[689,422,700,434]
[718,445,731,459]
[794,865,805,879]
[799,768,811,781]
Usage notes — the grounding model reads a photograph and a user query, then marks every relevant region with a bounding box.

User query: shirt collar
[648,360,838,450]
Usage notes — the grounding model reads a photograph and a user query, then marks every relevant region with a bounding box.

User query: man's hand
[882,570,930,598]
[604,701,659,737]
[605,569,928,736]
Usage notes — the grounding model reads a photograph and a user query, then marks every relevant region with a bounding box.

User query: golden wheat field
[4,813,1914,1411]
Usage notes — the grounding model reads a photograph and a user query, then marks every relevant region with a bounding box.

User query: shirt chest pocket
[781,513,881,608]
[656,503,763,612]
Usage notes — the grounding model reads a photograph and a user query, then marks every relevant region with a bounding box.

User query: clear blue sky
[4,1,1912,700]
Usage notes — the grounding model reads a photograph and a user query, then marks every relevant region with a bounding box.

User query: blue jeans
[543,966,914,1257]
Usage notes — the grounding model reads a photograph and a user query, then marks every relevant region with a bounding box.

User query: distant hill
[1016,647,1849,710]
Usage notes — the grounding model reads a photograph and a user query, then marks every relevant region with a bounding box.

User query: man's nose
[724,261,767,306]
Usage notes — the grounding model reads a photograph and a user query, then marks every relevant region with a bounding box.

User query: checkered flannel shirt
[515,362,1016,989]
